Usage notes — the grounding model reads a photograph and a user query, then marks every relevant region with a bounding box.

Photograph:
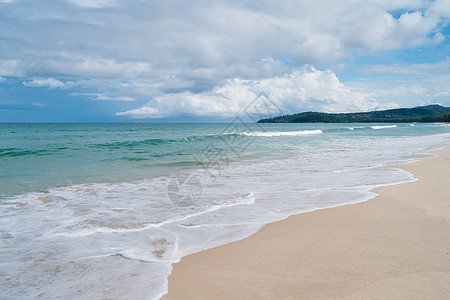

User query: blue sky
[0,0,449,122]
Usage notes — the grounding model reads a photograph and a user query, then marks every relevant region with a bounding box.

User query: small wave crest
[92,133,242,149]
[0,148,51,158]
[241,130,323,137]
[371,125,397,130]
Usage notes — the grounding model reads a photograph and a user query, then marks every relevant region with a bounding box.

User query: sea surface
[1,122,449,299]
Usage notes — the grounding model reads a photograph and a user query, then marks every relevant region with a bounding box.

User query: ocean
[1,122,449,299]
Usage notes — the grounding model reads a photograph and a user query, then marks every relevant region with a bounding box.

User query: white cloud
[23,78,66,88]
[344,71,450,108]
[1,55,152,81]
[62,56,151,78]
[116,106,161,117]
[363,59,450,75]
[428,0,450,19]
[30,54,152,79]
[341,7,445,51]
[0,60,23,77]
[381,85,428,96]
[1,0,449,117]
[434,91,449,97]
[0,76,5,82]
[1,0,448,82]
[117,66,388,119]
[67,0,117,8]
[72,93,136,101]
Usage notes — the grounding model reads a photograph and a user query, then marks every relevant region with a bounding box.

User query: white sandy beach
[163,146,450,299]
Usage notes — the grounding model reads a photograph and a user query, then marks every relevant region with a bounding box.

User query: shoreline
[162,145,450,299]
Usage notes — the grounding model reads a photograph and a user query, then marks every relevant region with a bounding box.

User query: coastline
[162,145,450,299]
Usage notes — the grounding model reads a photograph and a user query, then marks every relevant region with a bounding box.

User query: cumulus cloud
[1,0,449,118]
[117,66,390,119]
[340,1,449,52]
[23,78,66,88]
[1,0,448,82]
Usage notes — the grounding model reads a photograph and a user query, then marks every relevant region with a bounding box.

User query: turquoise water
[1,122,448,199]
[0,123,281,199]
[1,122,449,299]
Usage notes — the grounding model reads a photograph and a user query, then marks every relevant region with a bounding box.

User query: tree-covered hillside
[258,105,450,123]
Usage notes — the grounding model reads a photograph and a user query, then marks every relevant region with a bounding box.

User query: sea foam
[241,129,323,137]
[371,125,397,130]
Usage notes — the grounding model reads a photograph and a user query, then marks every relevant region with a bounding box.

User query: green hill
[258,105,450,123]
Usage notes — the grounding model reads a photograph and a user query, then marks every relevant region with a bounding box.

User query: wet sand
[163,146,450,299]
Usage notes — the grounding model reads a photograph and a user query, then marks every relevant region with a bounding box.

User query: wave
[92,133,243,149]
[94,138,179,149]
[241,130,323,137]
[52,193,256,239]
[95,125,403,147]
[371,125,397,130]
[322,127,365,133]
[93,129,325,148]
[0,148,52,158]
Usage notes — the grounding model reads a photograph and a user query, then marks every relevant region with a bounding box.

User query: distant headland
[258,105,450,123]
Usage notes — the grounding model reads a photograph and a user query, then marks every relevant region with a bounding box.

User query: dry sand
[163,146,450,300]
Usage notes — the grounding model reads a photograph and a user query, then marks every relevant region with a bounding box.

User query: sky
[0,0,449,122]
